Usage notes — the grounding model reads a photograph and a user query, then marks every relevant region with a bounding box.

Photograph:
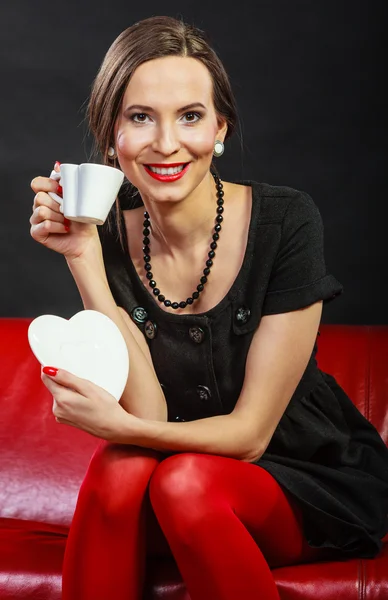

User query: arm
[116,300,323,460]
[66,241,167,421]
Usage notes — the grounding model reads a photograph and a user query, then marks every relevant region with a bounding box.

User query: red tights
[62,442,325,600]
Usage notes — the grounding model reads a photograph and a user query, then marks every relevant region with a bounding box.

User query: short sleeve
[261,191,343,315]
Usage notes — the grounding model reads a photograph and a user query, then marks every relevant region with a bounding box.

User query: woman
[29,15,388,600]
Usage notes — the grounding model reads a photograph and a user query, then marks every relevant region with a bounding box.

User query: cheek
[116,130,131,156]
[182,127,217,155]
[116,128,150,157]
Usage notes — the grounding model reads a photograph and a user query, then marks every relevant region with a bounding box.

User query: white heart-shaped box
[28,310,129,401]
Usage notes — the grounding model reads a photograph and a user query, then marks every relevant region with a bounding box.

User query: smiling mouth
[143,162,190,182]
[146,163,188,175]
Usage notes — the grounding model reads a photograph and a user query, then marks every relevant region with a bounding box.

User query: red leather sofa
[1,318,387,599]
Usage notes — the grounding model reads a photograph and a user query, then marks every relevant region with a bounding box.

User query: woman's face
[113,56,227,204]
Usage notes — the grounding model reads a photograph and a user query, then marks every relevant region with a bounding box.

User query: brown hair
[86,16,239,244]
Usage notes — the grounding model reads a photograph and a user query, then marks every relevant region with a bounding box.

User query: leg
[62,441,163,600]
[149,453,328,600]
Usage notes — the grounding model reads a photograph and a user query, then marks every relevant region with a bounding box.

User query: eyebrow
[123,102,207,114]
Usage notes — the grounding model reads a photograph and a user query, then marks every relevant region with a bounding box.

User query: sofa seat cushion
[144,558,189,600]
[0,519,66,600]
[144,544,388,600]
[1,521,387,600]
[272,542,388,599]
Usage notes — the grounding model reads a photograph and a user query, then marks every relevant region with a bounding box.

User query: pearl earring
[108,146,117,159]
[213,140,224,157]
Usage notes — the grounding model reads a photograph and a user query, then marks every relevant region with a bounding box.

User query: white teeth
[148,164,186,175]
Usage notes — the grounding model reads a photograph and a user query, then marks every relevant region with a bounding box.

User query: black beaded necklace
[142,171,224,310]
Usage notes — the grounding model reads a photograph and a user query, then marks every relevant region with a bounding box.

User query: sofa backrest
[315,325,388,445]
[0,319,387,529]
[0,318,99,528]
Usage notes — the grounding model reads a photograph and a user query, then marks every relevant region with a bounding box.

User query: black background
[1,0,386,323]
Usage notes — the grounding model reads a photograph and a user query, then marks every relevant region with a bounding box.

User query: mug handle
[48,169,64,213]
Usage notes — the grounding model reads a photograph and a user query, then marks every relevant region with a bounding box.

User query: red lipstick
[144,162,190,182]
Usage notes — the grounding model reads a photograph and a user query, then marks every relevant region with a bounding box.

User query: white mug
[48,163,124,225]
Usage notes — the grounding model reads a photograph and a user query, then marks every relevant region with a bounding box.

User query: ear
[216,118,228,143]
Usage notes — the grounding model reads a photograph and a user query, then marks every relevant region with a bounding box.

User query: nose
[151,122,180,156]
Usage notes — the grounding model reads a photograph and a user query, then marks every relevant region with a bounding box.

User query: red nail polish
[64,217,71,226]
[65,226,70,232]
[57,184,63,196]
[54,161,61,168]
[43,366,58,376]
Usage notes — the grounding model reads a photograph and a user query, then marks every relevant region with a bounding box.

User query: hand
[41,366,138,442]
[30,161,100,261]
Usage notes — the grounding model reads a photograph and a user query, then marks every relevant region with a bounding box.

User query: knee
[81,442,161,517]
[149,453,216,512]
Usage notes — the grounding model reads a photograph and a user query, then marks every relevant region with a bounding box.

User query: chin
[140,178,200,203]
[145,184,192,205]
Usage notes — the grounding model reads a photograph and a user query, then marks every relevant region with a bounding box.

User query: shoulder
[249,181,320,225]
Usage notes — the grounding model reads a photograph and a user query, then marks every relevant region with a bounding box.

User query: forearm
[119,411,263,462]
[66,243,167,421]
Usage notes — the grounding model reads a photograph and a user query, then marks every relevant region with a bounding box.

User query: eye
[182,112,202,124]
[130,113,150,123]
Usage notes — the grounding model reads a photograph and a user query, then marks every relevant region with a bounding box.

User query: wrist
[114,410,151,445]
[66,237,104,271]
[65,243,110,298]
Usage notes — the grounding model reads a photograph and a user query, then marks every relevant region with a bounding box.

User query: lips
[148,163,187,168]
[144,162,190,182]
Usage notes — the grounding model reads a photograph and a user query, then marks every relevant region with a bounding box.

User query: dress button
[131,306,148,324]
[144,320,157,340]
[235,306,251,325]
[189,326,205,344]
[197,385,212,402]
[175,416,186,422]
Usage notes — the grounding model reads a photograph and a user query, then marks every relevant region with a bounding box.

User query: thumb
[41,366,89,395]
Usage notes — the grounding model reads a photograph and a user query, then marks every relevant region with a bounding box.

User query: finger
[52,397,75,424]
[54,417,75,426]
[48,169,63,202]
[32,190,62,213]
[42,372,68,395]
[42,367,92,397]
[30,204,66,226]
[43,376,79,409]
[47,191,64,206]
[30,219,69,244]
[31,175,61,194]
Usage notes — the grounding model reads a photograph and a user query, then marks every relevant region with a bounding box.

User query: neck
[141,172,218,256]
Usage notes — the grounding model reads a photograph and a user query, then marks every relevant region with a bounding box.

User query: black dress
[98,180,388,559]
